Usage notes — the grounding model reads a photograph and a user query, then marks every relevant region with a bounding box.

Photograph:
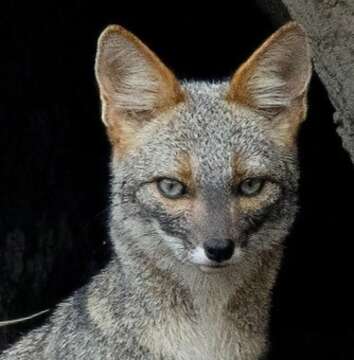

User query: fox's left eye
[238,178,265,197]
[157,178,187,199]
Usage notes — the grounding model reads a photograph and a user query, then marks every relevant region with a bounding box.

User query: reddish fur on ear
[95,25,185,155]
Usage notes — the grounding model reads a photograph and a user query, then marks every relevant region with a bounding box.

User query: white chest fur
[145,310,240,360]
[139,262,270,360]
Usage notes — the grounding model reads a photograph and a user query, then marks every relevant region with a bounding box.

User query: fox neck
[111,221,283,322]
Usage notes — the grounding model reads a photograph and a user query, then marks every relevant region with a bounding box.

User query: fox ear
[95,25,184,150]
[227,22,312,134]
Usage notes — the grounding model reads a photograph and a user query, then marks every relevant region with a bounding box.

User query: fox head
[95,23,311,275]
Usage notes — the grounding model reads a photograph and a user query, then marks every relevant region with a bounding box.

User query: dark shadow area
[269,73,354,360]
[1,2,353,359]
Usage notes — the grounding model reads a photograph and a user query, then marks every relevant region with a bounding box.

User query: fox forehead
[179,80,271,152]
[117,81,288,185]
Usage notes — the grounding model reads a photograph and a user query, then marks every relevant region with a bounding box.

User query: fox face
[95,23,311,274]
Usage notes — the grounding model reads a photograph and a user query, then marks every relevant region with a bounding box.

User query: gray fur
[0,22,311,359]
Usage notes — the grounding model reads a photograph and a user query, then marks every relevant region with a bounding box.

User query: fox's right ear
[95,25,184,151]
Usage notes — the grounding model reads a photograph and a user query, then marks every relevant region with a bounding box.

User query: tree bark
[257,0,354,164]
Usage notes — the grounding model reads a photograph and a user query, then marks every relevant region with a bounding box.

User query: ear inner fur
[226,21,312,144]
[95,25,185,155]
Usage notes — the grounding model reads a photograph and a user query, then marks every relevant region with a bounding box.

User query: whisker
[0,309,50,327]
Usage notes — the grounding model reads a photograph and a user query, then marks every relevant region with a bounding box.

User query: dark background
[1,2,354,359]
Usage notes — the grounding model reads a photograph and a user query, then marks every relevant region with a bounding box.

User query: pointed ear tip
[97,24,137,51]
[95,25,123,79]
[279,21,311,57]
[98,24,124,44]
[275,21,308,45]
[281,21,306,35]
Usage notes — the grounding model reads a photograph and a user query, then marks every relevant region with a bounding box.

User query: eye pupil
[157,178,186,199]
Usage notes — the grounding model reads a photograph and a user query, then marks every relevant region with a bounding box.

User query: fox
[0,21,312,360]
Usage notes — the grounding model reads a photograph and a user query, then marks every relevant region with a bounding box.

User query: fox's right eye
[156,178,187,199]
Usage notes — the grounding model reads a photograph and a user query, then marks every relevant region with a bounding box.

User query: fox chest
[141,312,261,360]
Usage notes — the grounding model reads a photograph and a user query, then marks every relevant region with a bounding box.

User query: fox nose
[203,239,235,263]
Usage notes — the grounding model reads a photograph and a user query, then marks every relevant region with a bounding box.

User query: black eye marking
[238,178,265,197]
[156,178,187,199]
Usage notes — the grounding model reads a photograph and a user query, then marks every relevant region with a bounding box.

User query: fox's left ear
[227,22,312,144]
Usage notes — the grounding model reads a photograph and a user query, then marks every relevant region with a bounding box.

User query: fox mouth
[198,263,231,273]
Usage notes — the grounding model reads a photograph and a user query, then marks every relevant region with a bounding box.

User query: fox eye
[238,178,265,197]
[157,178,187,199]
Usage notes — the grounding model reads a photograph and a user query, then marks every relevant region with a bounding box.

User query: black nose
[203,239,235,263]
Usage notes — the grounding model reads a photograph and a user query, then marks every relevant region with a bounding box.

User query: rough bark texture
[257,0,354,163]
